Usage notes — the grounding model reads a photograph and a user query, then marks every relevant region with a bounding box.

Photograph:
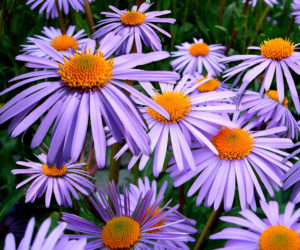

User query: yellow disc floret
[212,128,254,160]
[101,216,140,249]
[259,225,300,250]
[189,42,210,56]
[58,50,114,90]
[197,77,220,92]
[51,35,79,51]
[42,164,67,177]
[265,90,288,107]
[260,38,294,60]
[147,91,192,123]
[120,11,145,26]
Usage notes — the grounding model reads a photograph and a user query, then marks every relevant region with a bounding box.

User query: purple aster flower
[4,217,86,250]
[12,153,95,208]
[240,90,300,140]
[171,38,226,76]
[292,0,300,28]
[187,73,235,99]
[283,143,300,203]
[114,77,237,176]
[62,182,195,250]
[93,3,175,55]
[222,38,300,113]
[0,35,179,167]
[244,0,279,7]
[128,177,197,249]
[22,26,88,57]
[284,160,300,204]
[168,114,294,211]
[210,200,300,250]
[26,0,93,19]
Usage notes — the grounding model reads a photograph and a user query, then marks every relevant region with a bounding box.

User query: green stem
[279,0,292,26]
[55,0,66,34]
[242,6,249,53]
[136,0,145,7]
[170,0,177,51]
[193,206,223,250]
[83,0,95,34]
[108,143,122,184]
[285,16,295,38]
[218,0,227,25]
[248,5,270,48]
[178,185,184,213]
[183,0,189,25]
[0,0,6,39]
[132,163,139,185]
[225,0,250,55]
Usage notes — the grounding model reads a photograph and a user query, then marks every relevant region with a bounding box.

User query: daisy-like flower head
[244,0,279,7]
[12,153,95,208]
[210,200,300,250]
[114,75,237,176]
[0,35,179,168]
[240,90,300,139]
[283,143,300,203]
[127,177,197,249]
[22,26,88,57]
[187,72,234,97]
[222,37,300,114]
[4,217,86,250]
[171,38,226,76]
[292,0,300,28]
[168,113,294,211]
[26,0,93,19]
[62,182,195,250]
[93,3,175,55]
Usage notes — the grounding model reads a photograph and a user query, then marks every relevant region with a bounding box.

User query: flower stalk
[83,0,95,34]
[193,206,223,250]
[225,0,250,54]
[54,0,66,34]
[108,143,122,184]
[248,5,270,48]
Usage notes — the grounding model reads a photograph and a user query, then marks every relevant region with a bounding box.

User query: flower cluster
[2,1,300,249]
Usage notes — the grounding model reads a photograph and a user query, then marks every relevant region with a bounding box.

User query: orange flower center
[143,207,166,233]
[120,11,145,26]
[259,225,300,250]
[260,38,294,60]
[101,216,140,249]
[58,50,114,90]
[42,164,67,177]
[265,90,288,107]
[189,42,210,56]
[51,35,79,51]
[212,128,254,160]
[147,91,192,123]
[197,77,220,92]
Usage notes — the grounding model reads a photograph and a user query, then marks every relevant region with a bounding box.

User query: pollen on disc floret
[58,49,114,90]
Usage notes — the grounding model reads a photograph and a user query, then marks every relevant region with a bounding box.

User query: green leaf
[214,25,228,35]
[0,189,24,220]
[74,12,91,37]
[163,0,172,10]
[234,15,247,30]
[195,19,210,39]
[49,212,60,232]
